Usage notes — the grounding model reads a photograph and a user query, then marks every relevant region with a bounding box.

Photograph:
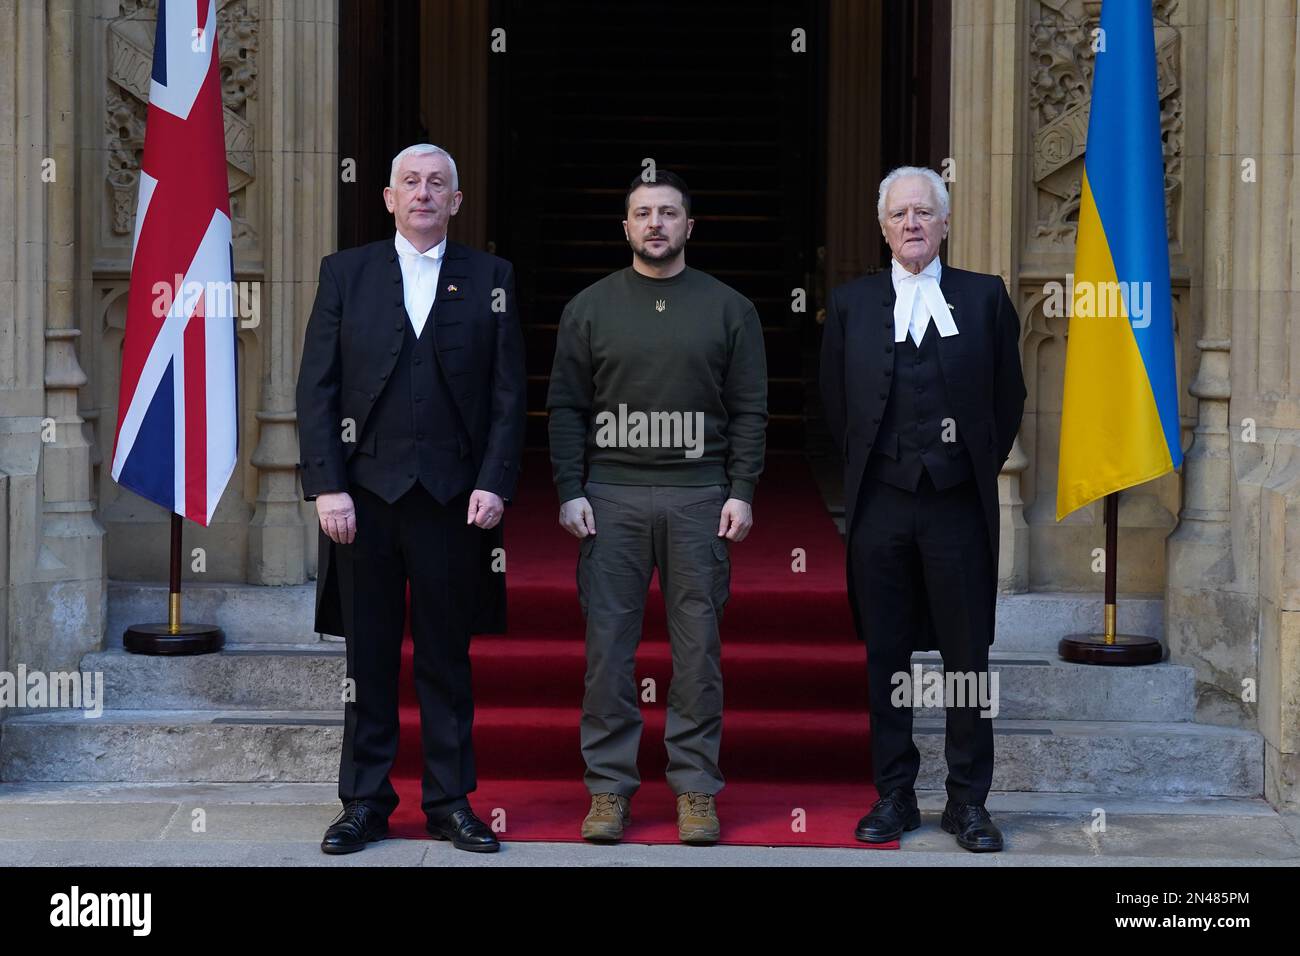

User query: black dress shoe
[426,807,500,853]
[941,801,1004,852]
[321,801,388,855]
[854,788,921,843]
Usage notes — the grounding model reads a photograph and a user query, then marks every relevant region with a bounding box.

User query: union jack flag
[111,0,237,527]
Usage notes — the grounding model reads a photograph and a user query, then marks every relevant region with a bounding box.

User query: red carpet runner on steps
[388,452,889,848]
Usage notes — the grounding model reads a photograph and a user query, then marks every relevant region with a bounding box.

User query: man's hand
[718,498,753,542]
[467,489,505,529]
[316,491,356,544]
[559,497,596,538]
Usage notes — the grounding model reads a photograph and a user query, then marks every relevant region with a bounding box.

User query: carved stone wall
[1,0,106,676]
[1164,0,1300,809]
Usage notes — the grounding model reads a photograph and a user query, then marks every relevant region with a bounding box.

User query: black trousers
[334,481,479,819]
[851,471,995,805]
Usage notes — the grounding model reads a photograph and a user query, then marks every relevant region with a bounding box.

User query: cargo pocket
[682,484,727,514]
[576,534,596,618]
[711,536,731,619]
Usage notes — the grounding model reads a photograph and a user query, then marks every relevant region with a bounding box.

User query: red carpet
[388,452,889,848]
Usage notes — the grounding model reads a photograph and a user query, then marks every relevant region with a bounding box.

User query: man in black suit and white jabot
[296,143,526,854]
[820,166,1025,852]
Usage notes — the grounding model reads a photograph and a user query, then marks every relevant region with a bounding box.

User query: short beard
[631,234,685,264]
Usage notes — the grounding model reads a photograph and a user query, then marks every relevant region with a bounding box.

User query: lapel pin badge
[447,284,458,293]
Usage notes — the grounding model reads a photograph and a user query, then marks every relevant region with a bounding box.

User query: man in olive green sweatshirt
[547,171,768,845]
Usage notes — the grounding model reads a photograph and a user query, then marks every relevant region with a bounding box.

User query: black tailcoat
[819,264,1026,649]
[296,238,527,636]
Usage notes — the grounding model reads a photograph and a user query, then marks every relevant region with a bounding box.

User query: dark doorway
[882,0,951,184]
[879,0,952,275]
[337,0,427,250]
[488,0,822,451]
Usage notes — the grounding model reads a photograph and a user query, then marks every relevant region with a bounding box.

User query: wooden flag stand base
[124,513,224,656]
[1058,493,1164,666]
[1058,616,1164,664]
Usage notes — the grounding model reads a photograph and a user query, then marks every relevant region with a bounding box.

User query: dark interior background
[338,0,949,454]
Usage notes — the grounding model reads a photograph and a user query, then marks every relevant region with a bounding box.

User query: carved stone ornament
[1030,0,1181,247]
[106,0,259,242]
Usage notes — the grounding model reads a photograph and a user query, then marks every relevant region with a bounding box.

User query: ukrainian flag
[1056,0,1182,521]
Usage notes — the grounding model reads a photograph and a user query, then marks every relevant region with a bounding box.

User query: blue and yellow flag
[1057,0,1181,521]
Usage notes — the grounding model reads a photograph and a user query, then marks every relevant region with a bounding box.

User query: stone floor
[0,782,1296,867]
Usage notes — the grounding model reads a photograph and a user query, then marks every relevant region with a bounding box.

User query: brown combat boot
[580,792,631,842]
[676,791,721,845]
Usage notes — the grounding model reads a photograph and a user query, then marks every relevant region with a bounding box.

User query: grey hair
[389,143,459,191]
[876,166,949,222]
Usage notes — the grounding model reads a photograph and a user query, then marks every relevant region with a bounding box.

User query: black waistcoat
[348,311,476,505]
[865,322,974,492]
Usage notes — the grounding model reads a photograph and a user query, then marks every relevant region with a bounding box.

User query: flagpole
[169,512,182,632]
[1059,492,1162,665]
[1103,492,1117,641]
[123,513,224,656]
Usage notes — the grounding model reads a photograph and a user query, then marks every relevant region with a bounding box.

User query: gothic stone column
[249,0,338,585]
[1169,0,1300,810]
[948,0,1030,591]
[0,0,105,675]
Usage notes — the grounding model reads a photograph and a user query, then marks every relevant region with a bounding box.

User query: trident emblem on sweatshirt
[655,299,666,313]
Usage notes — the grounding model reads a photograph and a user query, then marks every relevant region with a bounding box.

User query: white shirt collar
[394,231,447,261]
[890,254,958,344]
[890,254,942,287]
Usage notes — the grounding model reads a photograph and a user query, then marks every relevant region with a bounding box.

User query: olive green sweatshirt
[546,265,768,504]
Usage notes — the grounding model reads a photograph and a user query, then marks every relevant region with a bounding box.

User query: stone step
[0,710,342,783]
[108,582,325,648]
[107,582,1165,655]
[77,645,1196,723]
[0,709,1262,796]
[989,593,1163,653]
